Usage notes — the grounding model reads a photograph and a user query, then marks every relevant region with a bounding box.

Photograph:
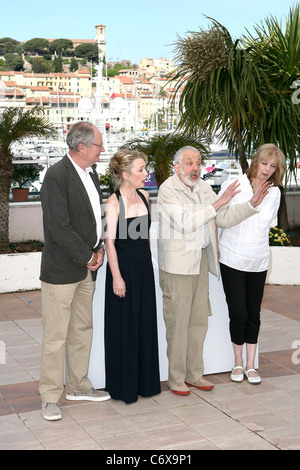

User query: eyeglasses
[91,142,104,149]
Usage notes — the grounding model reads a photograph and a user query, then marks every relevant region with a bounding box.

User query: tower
[95,24,106,60]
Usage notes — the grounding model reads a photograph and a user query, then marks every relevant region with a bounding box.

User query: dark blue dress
[104,189,161,403]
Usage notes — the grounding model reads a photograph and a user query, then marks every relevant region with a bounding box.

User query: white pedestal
[88,223,257,388]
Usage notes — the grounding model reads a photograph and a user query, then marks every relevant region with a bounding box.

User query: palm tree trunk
[0,176,11,252]
[277,186,289,231]
[237,133,249,174]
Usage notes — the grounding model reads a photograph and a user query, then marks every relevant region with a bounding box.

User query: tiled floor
[0,285,300,450]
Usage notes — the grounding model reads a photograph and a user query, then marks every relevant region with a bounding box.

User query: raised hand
[212,179,241,212]
[249,181,270,207]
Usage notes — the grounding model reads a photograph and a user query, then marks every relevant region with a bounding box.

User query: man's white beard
[179,167,200,188]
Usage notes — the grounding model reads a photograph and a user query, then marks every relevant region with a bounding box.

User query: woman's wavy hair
[247,144,286,186]
[109,148,147,189]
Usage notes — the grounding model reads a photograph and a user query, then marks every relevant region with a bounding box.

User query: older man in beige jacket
[157,146,269,395]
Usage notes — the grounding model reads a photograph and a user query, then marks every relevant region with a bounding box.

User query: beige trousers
[39,271,95,403]
[159,249,210,385]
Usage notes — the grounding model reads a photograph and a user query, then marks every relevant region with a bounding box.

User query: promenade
[0,285,299,450]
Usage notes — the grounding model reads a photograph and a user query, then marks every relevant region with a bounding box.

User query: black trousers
[220,263,267,345]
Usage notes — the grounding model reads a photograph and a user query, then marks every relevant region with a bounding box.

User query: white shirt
[67,154,102,248]
[218,174,280,272]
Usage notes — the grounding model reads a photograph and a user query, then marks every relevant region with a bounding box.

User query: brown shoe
[167,381,190,396]
[185,377,214,391]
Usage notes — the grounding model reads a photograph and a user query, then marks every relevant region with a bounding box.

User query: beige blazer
[157,174,257,277]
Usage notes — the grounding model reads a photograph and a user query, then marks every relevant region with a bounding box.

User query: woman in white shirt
[218,144,286,384]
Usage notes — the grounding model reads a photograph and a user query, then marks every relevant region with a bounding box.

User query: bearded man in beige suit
[157,146,269,396]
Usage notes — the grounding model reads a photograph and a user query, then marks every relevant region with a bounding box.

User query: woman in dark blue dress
[104,149,161,404]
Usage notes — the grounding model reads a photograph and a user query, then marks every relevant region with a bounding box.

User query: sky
[1,0,298,64]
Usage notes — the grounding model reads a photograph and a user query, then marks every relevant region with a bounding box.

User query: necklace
[251,179,258,191]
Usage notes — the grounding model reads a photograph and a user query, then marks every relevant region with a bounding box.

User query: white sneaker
[41,402,62,421]
[65,387,111,402]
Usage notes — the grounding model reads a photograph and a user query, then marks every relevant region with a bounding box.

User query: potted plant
[0,106,56,253]
[11,158,44,202]
[269,227,291,246]
[99,167,114,196]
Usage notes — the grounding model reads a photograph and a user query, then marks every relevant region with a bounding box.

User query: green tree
[171,19,265,174]
[23,38,49,55]
[53,56,63,73]
[69,57,78,72]
[31,57,53,73]
[171,7,300,229]
[0,37,19,55]
[4,53,24,71]
[49,38,73,55]
[74,44,98,62]
[106,63,131,77]
[242,6,300,185]
[0,107,57,252]
[124,131,209,187]
[12,158,44,188]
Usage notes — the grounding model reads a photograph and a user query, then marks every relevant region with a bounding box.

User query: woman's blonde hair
[109,148,147,189]
[247,143,286,186]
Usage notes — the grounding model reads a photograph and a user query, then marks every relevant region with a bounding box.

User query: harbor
[11,136,300,198]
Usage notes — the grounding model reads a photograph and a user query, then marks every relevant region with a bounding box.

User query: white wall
[9,202,44,242]
[8,192,299,243]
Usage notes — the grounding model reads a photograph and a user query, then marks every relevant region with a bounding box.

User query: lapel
[198,179,213,206]
[90,165,104,221]
[90,164,103,203]
[62,155,96,221]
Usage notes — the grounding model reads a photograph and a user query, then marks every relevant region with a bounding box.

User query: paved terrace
[0,285,299,451]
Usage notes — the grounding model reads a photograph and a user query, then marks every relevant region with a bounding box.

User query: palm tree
[124,131,209,187]
[0,106,57,252]
[242,5,300,185]
[171,19,266,173]
[238,6,300,230]
[171,7,300,229]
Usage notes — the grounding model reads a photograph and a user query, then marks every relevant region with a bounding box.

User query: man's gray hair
[174,146,201,164]
[66,121,96,151]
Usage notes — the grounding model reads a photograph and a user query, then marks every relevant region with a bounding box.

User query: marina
[11,136,300,198]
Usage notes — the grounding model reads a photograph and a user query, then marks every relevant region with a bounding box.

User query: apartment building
[0,57,180,131]
[138,58,175,78]
[0,70,92,129]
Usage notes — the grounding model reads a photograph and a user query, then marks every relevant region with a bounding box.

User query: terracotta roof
[29,86,51,91]
[115,75,134,84]
[112,92,135,99]
[4,81,18,87]
[47,38,94,44]
[70,39,94,43]
[1,89,24,96]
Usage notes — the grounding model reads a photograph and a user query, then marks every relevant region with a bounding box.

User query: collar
[67,153,92,175]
